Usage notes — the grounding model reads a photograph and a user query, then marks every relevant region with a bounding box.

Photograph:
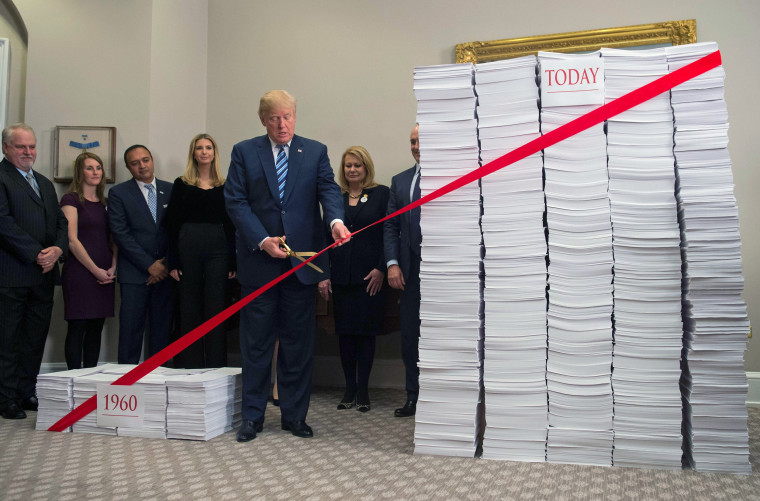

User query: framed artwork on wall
[455,19,697,63]
[54,126,117,183]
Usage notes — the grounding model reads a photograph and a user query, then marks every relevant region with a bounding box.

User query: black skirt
[332,283,385,336]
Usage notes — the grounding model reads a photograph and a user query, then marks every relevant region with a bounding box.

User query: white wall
[12,0,760,371]
[0,0,26,126]
[16,0,208,364]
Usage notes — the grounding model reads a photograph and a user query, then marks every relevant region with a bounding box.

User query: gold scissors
[277,237,324,274]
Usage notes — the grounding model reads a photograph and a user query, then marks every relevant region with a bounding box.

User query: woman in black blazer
[321,146,389,412]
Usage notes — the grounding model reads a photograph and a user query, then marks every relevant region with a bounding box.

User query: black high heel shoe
[356,402,370,413]
[337,398,355,410]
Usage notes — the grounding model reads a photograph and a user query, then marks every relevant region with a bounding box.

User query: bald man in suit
[384,124,422,418]
[0,123,68,420]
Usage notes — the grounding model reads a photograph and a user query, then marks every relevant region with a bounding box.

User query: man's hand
[262,236,289,258]
[331,222,350,245]
[318,279,331,300]
[364,268,385,296]
[387,264,405,291]
[147,259,168,285]
[36,246,63,273]
[170,269,182,281]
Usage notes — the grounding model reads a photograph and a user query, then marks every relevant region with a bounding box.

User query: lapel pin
[360,194,368,203]
[298,149,302,153]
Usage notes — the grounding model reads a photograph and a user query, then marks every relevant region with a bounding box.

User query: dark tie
[276,145,288,200]
[146,184,157,222]
[26,172,41,198]
[411,170,422,253]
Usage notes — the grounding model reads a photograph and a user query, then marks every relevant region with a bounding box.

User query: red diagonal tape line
[49,49,721,432]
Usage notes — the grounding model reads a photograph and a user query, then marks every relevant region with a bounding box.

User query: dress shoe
[337,398,355,410]
[236,419,263,442]
[21,396,38,411]
[281,420,313,438]
[1,402,26,420]
[394,400,416,417]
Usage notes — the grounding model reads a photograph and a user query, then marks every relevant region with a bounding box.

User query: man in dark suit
[225,90,349,442]
[384,124,422,417]
[0,123,68,419]
[108,145,174,364]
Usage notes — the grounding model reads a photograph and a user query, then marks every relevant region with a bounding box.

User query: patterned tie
[26,172,41,198]
[146,184,157,222]
[276,144,288,201]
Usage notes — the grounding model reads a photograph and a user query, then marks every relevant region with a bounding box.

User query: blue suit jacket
[384,165,421,281]
[108,177,173,284]
[225,134,344,286]
[0,158,68,287]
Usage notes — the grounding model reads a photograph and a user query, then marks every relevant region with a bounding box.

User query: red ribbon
[48,49,722,432]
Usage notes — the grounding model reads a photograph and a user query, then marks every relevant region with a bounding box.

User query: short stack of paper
[540,51,614,467]
[476,56,548,462]
[602,47,684,470]
[667,42,751,474]
[71,372,120,436]
[413,63,483,457]
[35,366,105,432]
[166,367,243,441]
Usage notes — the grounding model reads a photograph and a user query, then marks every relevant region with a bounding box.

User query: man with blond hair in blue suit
[226,90,349,442]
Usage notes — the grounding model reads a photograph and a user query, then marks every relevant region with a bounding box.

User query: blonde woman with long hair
[164,133,236,368]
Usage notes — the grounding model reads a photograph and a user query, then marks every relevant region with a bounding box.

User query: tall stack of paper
[412,63,483,457]
[667,42,751,474]
[602,47,684,469]
[539,51,614,466]
[35,366,105,432]
[476,56,548,462]
[166,367,243,441]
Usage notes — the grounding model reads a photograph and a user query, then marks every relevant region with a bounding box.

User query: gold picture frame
[456,19,696,64]
[54,126,116,184]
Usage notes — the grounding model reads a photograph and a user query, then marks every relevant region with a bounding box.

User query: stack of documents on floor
[540,51,614,467]
[603,47,684,470]
[71,371,120,436]
[35,366,105,432]
[667,42,751,474]
[166,367,243,441]
[476,56,548,462]
[36,365,242,441]
[413,63,483,457]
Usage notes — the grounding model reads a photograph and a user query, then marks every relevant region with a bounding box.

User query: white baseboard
[40,362,760,406]
[746,372,760,407]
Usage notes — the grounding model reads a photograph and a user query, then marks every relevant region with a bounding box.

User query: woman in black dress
[60,152,117,369]
[321,146,389,412]
[165,133,236,368]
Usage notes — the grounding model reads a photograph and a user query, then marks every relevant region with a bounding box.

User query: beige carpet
[1,388,758,500]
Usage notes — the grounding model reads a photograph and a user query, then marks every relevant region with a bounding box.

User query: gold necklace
[348,192,362,199]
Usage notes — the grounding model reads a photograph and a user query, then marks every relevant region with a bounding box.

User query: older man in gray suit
[0,123,68,420]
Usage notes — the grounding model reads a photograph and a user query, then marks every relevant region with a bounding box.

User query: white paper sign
[540,56,604,107]
[97,383,144,428]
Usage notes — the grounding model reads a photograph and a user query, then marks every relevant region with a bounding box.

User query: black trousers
[239,272,316,423]
[0,280,54,407]
[65,318,105,369]
[174,223,229,369]
[117,279,174,364]
[400,257,421,401]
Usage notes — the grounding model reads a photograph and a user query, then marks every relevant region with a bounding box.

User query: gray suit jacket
[0,158,68,287]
